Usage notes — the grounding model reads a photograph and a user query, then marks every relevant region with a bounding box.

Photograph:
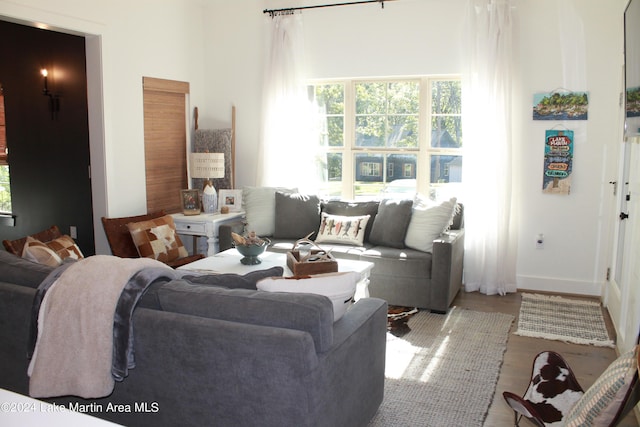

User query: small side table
[171,211,245,256]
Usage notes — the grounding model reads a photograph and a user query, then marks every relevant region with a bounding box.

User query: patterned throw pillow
[21,236,63,267]
[563,346,638,426]
[127,215,188,263]
[315,213,370,247]
[46,235,84,260]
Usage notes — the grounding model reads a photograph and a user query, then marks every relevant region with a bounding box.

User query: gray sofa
[0,250,387,427]
[220,190,465,313]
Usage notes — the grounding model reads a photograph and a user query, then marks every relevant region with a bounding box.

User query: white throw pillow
[257,272,359,321]
[404,197,457,253]
[315,213,370,247]
[242,186,297,237]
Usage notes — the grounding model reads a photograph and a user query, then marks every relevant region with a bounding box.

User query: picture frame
[219,189,243,212]
[181,189,201,216]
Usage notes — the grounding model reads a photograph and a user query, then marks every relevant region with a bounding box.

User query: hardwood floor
[451,290,639,427]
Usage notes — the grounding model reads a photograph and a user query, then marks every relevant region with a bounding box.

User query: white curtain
[258,13,318,191]
[462,0,518,295]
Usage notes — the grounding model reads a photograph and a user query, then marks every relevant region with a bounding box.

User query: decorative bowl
[234,239,270,265]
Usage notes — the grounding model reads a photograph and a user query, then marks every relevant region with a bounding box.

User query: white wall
[0,0,208,253]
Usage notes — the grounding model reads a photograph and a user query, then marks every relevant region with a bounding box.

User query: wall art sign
[533,91,589,120]
[543,129,573,195]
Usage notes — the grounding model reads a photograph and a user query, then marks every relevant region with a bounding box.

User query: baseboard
[516,274,602,297]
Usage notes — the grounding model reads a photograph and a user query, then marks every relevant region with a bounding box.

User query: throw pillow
[256,271,359,321]
[369,199,413,248]
[274,192,321,239]
[322,200,379,242]
[21,236,63,267]
[315,213,370,247]
[563,346,638,427]
[405,197,458,253]
[127,215,189,263]
[46,235,84,260]
[242,186,297,236]
[182,266,284,290]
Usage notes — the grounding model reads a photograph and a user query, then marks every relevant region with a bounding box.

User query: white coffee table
[178,248,374,300]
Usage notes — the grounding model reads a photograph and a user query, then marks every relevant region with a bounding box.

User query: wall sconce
[41,69,60,120]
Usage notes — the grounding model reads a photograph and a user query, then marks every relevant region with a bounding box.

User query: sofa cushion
[242,186,297,237]
[274,192,321,239]
[127,215,189,263]
[369,199,413,248]
[182,266,284,290]
[257,272,359,321]
[322,200,379,242]
[315,213,370,247]
[0,250,55,288]
[405,197,458,253]
[157,279,335,353]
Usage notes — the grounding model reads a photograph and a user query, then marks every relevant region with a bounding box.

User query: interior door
[607,141,632,344]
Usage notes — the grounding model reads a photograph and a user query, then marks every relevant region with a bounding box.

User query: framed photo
[219,189,243,212]
[181,189,201,216]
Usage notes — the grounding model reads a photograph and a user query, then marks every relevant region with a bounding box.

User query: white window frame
[311,76,462,200]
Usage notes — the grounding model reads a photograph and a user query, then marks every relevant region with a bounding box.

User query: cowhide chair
[503,345,640,427]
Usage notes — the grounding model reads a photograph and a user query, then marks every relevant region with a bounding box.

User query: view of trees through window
[309,77,462,200]
[0,85,10,213]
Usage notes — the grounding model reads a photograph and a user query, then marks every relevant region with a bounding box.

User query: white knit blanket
[28,255,170,398]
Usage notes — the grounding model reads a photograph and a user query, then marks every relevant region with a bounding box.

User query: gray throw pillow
[369,199,414,248]
[182,266,283,290]
[322,200,380,243]
[274,192,321,239]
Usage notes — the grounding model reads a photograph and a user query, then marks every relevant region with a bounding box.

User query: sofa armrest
[429,229,465,313]
[218,220,246,252]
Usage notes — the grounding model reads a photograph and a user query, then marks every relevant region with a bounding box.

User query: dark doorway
[0,20,94,255]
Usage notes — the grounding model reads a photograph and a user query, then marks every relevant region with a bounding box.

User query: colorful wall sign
[543,129,573,195]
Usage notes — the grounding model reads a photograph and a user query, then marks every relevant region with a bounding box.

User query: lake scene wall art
[533,91,589,121]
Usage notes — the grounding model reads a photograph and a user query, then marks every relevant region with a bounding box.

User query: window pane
[356,116,385,147]
[312,84,345,148]
[355,82,386,114]
[354,153,383,199]
[388,81,419,114]
[432,80,461,114]
[327,153,342,181]
[313,84,344,114]
[388,115,418,148]
[430,155,462,183]
[431,116,462,148]
[325,116,344,147]
[0,165,11,213]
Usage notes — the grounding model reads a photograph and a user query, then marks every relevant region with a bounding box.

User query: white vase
[202,184,217,213]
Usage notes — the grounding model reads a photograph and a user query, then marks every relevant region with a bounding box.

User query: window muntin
[310,77,461,200]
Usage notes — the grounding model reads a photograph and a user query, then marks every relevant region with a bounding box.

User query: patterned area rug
[514,293,614,347]
[369,307,514,427]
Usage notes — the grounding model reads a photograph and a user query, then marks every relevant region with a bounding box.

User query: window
[310,77,462,200]
[0,84,11,213]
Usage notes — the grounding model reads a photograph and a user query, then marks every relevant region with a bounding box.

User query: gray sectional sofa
[0,250,387,427]
[220,188,465,313]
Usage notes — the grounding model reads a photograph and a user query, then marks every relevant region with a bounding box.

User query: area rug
[368,307,514,427]
[514,293,614,347]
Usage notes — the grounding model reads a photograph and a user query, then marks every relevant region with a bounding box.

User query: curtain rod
[263,0,395,17]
